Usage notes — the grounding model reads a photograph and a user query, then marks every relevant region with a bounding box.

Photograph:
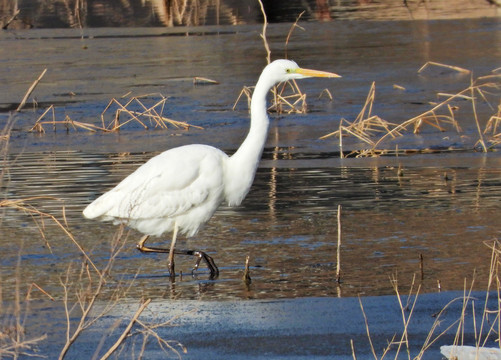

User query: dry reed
[242,255,252,285]
[0,248,48,358]
[100,93,202,131]
[336,204,342,284]
[0,203,183,359]
[322,62,501,157]
[320,82,400,150]
[1,120,182,358]
[30,93,202,133]
[234,3,325,115]
[257,0,271,64]
[17,69,47,112]
[354,239,501,359]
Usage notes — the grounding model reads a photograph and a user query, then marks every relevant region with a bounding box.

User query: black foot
[188,250,219,278]
[136,243,219,278]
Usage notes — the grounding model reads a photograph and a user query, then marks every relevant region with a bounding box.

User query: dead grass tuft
[30,93,202,133]
[354,239,501,359]
[322,62,501,157]
[320,82,400,157]
[0,199,184,359]
[100,93,202,132]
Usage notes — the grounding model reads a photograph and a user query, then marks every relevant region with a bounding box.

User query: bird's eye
[286,68,291,73]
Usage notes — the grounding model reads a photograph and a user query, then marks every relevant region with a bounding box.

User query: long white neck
[225,71,275,206]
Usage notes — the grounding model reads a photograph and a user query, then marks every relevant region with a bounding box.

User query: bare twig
[0,197,100,276]
[257,0,270,64]
[242,255,252,285]
[336,205,342,283]
[418,61,471,75]
[358,297,378,360]
[17,69,47,112]
[470,74,488,152]
[2,9,20,29]
[99,299,151,360]
[284,11,305,59]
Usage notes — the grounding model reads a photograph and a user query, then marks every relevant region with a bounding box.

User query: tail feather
[83,192,115,219]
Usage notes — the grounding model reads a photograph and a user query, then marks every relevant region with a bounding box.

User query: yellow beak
[296,68,342,78]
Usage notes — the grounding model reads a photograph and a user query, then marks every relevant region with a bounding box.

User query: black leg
[136,236,219,278]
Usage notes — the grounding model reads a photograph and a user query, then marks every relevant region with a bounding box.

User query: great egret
[83,59,340,278]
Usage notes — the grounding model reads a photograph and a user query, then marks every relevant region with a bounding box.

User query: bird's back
[83,144,228,237]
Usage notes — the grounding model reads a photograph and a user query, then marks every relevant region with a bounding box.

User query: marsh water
[1,6,501,358]
[1,17,501,303]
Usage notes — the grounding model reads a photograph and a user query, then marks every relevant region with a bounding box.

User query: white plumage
[83,59,340,277]
[84,145,226,237]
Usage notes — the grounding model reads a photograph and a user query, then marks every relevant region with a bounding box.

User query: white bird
[83,59,341,278]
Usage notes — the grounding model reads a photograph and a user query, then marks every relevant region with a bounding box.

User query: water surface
[0,18,500,302]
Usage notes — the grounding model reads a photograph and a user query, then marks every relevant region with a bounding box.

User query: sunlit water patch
[1,150,500,300]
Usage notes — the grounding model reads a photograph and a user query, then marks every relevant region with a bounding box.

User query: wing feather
[84,145,227,223]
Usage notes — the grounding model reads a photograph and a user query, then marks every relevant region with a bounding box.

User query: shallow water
[2,150,501,301]
[1,11,501,360]
[1,18,501,303]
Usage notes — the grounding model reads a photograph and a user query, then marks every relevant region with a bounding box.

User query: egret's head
[264,59,341,84]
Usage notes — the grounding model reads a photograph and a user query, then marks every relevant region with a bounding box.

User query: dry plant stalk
[417,241,501,357]
[30,106,105,133]
[269,10,309,114]
[1,8,20,29]
[284,11,305,60]
[357,274,421,360]
[233,80,309,114]
[2,119,181,359]
[98,298,151,360]
[101,94,202,132]
[234,8,321,115]
[232,86,253,111]
[270,79,308,114]
[0,248,48,358]
[389,274,421,359]
[30,93,202,133]
[0,197,100,276]
[336,204,342,283]
[0,201,181,359]
[242,255,252,285]
[57,226,181,360]
[418,61,471,75]
[131,308,194,359]
[322,62,501,157]
[320,82,400,156]
[257,0,271,64]
[357,239,501,360]
[17,68,47,112]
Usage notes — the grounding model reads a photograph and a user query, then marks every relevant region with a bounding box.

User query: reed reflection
[2,150,501,299]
